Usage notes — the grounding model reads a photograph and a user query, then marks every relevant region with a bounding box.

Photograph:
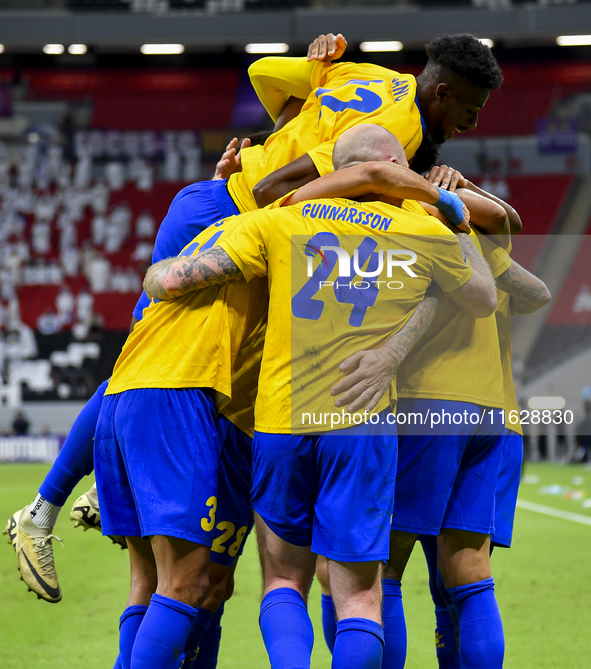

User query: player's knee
[385,530,417,581]
[160,567,210,608]
[129,569,158,603]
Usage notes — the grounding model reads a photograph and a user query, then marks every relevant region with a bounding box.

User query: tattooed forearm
[380,294,440,367]
[144,247,244,301]
[496,261,551,315]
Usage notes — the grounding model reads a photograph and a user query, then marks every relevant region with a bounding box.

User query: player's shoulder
[324,60,406,83]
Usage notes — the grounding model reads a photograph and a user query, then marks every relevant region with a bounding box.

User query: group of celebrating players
[5,31,551,669]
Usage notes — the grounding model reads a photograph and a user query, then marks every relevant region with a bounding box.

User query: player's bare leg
[437,529,491,588]
[315,554,338,654]
[150,536,210,606]
[437,529,504,668]
[255,513,316,599]
[114,537,157,669]
[376,530,419,669]
[327,559,382,623]
[255,513,316,669]
[123,536,210,669]
[127,537,157,607]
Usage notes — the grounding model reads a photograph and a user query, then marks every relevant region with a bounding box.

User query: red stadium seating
[476,174,575,271]
[16,182,187,331]
[23,69,241,131]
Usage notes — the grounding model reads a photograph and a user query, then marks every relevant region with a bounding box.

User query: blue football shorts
[491,429,523,548]
[94,387,221,544]
[252,409,397,562]
[207,415,254,567]
[391,398,505,536]
[133,179,239,320]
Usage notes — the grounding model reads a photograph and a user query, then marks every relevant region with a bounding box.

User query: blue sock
[420,536,460,668]
[437,571,460,652]
[39,380,108,506]
[382,579,406,669]
[434,604,460,669]
[113,656,122,669]
[259,587,314,669]
[321,594,337,654]
[193,603,224,669]
[448,578,504,669]
[118,604,148,669]
[182,607,215,669]
[130,593,197,669]
[332,618,384,669]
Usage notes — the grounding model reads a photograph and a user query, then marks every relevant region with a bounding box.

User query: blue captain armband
[434,188,465,228]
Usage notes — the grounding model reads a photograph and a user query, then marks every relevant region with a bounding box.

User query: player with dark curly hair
[248,32,503,205]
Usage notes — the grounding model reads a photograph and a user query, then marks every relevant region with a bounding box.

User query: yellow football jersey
[227,59,425,214]
[106,218,268,404]
[217,197,472,434]
[396,220,509,410]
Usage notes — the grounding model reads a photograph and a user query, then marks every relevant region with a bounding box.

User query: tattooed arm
[330,285,442,412]
[144,246,244,301]
[496,260,551,315]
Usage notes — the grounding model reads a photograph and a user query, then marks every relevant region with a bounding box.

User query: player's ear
[435,83,450,102]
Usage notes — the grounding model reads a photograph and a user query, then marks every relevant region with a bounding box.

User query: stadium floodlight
[245,43,289,54]
[68,44,87,55]
[479,38,494,48]
[557,35,591,46]
[360,41,403,53]
[527,396,567,410]
[140,44,185,55]
[43,44,64,55]
[0,45,4,54]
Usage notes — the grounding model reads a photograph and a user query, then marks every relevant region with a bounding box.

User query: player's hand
[458,203,471,233]
[213,137,251,180]
[331,348,397,413]
[307,33,347,62]
[425,164,467,192]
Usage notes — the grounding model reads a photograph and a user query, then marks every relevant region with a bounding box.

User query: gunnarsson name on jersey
[302,202,393,232]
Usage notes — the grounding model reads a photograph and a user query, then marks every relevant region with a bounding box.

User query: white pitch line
[516,499,591,527]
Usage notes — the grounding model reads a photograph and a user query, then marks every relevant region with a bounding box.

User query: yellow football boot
[70,484,127,549]
[3,507,63,603]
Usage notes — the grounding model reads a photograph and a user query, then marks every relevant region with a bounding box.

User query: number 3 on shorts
[201,496,217,531]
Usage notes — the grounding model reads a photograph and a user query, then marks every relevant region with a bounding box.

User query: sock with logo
[37,379,108,509]
[448,578,504,669]
[332,618,384,669]
[259,587,314,669]
[28,493,60,529]
[321,594,337,654]
[182,607,215,669]
[381,579,406,669]
[194,603,225,669]
[420,536,460,669]
[437,569,460,654]
[118,604,148,669]
[130,593,197,669]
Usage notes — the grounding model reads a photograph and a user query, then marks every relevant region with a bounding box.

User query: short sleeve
[307,140,336,177]
[430,237,474,293]
[217,211,272,282]
[478,235,513,279]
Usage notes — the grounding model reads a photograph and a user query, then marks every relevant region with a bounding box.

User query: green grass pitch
[1,461,590,668]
